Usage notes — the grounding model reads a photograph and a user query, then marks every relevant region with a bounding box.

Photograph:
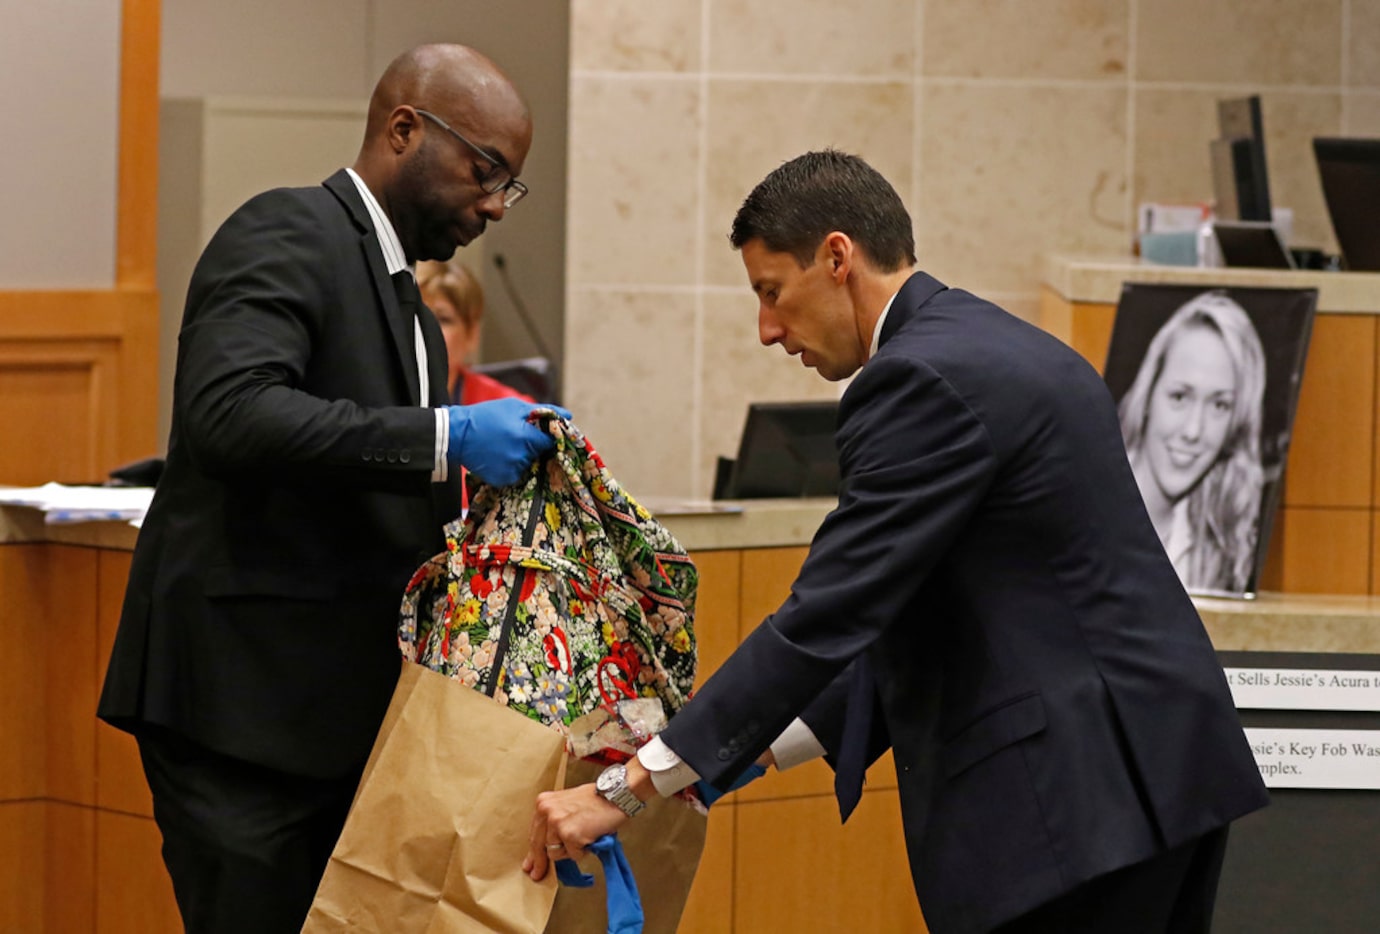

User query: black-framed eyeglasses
[414,108,529,209]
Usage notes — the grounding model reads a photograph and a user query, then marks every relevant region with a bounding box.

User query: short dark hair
[729,150,916,271]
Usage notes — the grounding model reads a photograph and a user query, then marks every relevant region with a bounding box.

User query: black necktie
[391,270,425,404]
[392,269,421,310]
[833,655,877,822]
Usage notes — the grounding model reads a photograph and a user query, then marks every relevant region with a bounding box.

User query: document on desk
[0,482,153,525]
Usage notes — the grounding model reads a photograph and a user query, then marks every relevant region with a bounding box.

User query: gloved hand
[694,762,767,808]
[446,399,571,487]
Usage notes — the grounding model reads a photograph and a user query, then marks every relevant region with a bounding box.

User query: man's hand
[524,783,629,881]
[446,399,571,487]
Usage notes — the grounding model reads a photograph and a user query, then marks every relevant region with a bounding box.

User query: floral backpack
[398,413,698,753]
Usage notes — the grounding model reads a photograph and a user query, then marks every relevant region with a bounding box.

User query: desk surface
[0,497,839,555]
[7,500,1380,654]
[1042,253,1380,313]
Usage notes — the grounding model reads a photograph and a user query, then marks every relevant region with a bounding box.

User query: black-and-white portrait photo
[1103,284,1318,596]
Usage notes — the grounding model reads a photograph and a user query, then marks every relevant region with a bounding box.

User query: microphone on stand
[491,252,558,363]
[487,252,561,403]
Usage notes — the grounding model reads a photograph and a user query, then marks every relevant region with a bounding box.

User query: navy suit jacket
[660,271,1268,933]
[98,171,462,778]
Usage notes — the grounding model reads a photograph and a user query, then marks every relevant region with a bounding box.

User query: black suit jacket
[660,272,1268,933]
[98,171,462,778]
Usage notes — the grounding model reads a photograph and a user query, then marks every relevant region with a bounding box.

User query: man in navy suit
[98,45,561,933]
[527,151,1268,933]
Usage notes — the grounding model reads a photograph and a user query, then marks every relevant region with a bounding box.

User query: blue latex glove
[694,762,766,807]
[446,400,571,487]
[554,834,644,934]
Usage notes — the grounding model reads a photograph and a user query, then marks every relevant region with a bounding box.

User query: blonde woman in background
[417,257,532,405]
[1118,290,1267,593]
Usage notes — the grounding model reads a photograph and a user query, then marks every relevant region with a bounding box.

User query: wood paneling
[116,0,160,290]
[677,804,734,934]
[738,547,809,639]
[1038,287,1073,347]
[1373,326,1380,513]
[734,792,926,933]
[95,811,179,934]
[0,547,49,801]
[1071,302,1118,372]
[47,803,96,933]
[0,2,165,929]
[1278,507,1373,594]
[0,290,159,486]
[1284,314,1375,508]
[46,547,99,806]
[0,803,46,933]
[688,550,740,688]
[1373,511,1380,596]
[95,550,152,817]
[1039,291,1117,371]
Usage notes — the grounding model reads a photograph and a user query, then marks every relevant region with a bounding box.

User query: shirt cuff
[770,718,827,771]
[636,736,701,798]
[432,408,449,483]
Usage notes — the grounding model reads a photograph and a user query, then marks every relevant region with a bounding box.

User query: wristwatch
[595,763,646,817]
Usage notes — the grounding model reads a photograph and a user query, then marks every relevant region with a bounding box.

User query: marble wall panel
[1348,0,1380,89]
[703,80,914,286]
[1346,93,1380,135]
[1136,0,1343,86]
[916,83,1129,292]
[568,77,702,286]
[922,0,1130,81]
[571,0,703,73]
[563,289,698,497]
[708,0,914,77]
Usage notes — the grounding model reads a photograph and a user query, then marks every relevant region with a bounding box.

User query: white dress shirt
[344,168,451,482]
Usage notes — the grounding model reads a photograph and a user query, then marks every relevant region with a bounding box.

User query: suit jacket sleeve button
[400,450,412,464]
[717,749,733,761]
[387,450,398,464]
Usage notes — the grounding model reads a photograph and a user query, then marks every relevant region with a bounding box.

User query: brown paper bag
[303,662,568,934]
[544,759,708,934]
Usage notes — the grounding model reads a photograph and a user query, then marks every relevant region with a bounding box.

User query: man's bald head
[353,44,533,263]
[364,44,530,145]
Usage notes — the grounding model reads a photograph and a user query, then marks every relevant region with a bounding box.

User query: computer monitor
[714,401,840,499]
[1213,96,1272,222]
[1313,137,1380,272]
[1213,220,1295,269]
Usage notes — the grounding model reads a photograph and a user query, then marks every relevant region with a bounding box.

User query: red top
[457,369,532,407]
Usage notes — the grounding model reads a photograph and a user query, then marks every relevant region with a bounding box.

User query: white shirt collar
[345,168,410,277]
[868,290,900,361]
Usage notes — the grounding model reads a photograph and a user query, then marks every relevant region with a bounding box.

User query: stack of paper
[0,482,153,526]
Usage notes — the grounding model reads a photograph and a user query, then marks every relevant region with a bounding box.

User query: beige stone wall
[565,0,1380,500]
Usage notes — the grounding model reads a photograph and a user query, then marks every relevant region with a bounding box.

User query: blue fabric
[694,762,766,807]
[554,857,595,888]
[554,834,644,934]
[445,399,569,486]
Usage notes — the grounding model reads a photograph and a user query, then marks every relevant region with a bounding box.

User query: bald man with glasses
[98,44,562,933]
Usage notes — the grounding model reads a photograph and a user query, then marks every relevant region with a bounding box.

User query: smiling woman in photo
[1118,290,1267,593]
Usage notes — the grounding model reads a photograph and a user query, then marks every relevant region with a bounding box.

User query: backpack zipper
[483,484,546,697]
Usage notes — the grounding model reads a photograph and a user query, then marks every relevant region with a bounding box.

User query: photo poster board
[1102,284,1318,597]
